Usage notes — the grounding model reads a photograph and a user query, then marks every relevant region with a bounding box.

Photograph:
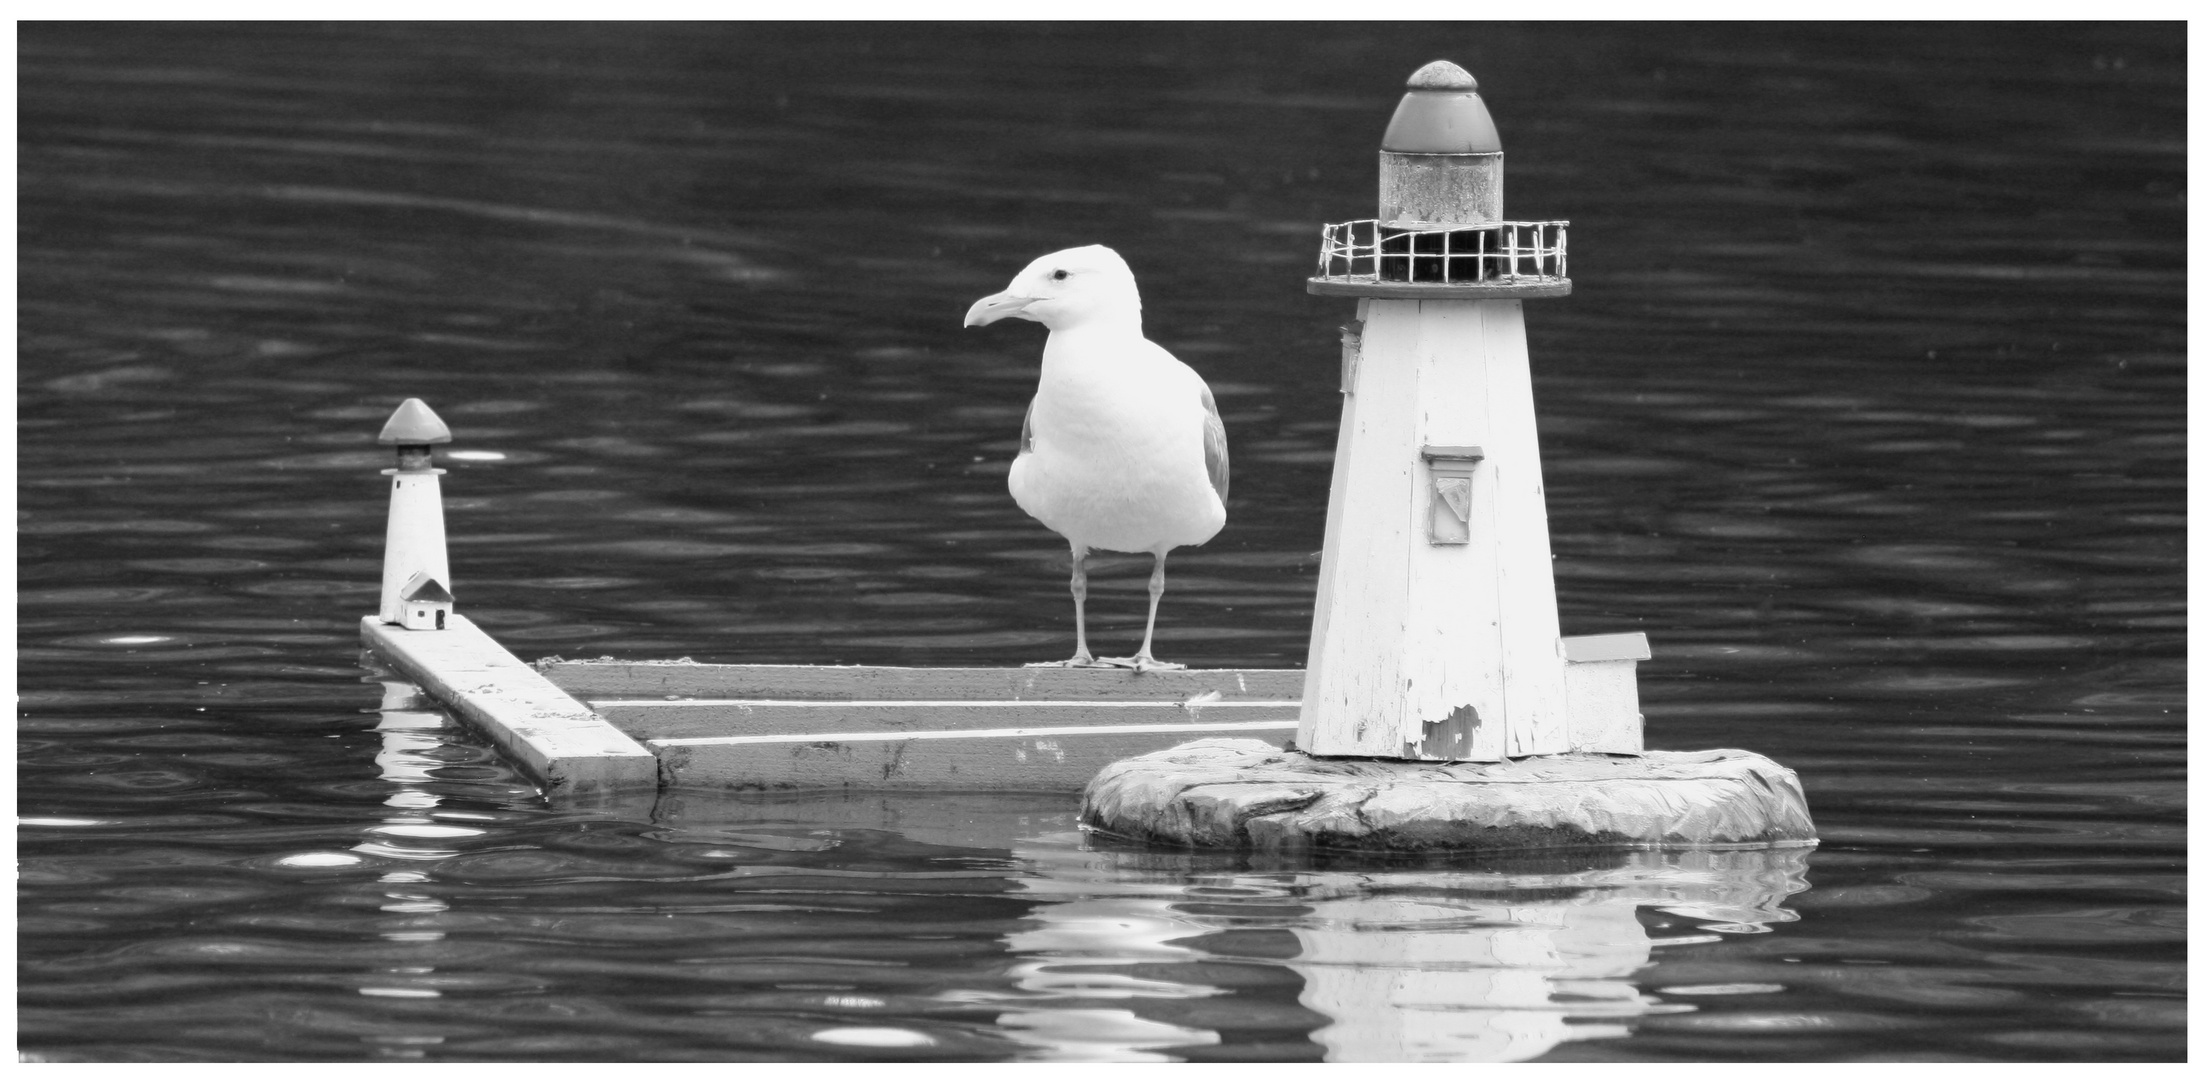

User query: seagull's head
[963,245,1142,333]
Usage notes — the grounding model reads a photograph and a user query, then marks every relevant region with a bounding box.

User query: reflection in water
[352,680,464,1055]
[996,1005,1220,1063]
[996,838,1809,1062]
[988,853,1228,1061]
[1285,851,1808,1061]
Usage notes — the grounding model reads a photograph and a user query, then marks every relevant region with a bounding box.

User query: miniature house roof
[400,574,454,604]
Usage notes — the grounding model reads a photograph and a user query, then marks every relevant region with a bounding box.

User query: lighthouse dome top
[1406,60,1476,90]
[1382,60,1501,155]
[378,397,452,445]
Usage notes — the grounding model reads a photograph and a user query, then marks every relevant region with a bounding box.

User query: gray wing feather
[1200,384,1228,506]
[1020,398,1035,454]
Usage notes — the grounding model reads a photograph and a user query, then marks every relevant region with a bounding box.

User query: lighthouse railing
[1315,219,1569,286]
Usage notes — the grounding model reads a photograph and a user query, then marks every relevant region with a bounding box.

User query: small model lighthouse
[1299,61,1647,762]
[376,398,455,631]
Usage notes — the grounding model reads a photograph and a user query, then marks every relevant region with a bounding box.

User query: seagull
[963,245,1229,672]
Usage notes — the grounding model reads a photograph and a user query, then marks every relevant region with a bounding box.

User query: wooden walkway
[363,616,1298,798]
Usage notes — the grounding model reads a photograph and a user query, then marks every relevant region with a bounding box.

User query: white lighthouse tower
[376,397,456,631]
[1298,60,1647,762]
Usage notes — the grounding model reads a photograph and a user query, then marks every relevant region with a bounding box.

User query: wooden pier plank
[541,661,1305,702]
[361,615,658,797]
[649,790,1084,851]
[591,699,1300,740]
[654,722,1296,794]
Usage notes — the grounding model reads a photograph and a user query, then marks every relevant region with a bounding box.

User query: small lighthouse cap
[378,398,453,445]
[1381,60,1502,155]
[1407,60,1477,91]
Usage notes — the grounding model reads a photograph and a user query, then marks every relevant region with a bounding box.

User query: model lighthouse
[376,398,456,631]
[1299,60,1648,762]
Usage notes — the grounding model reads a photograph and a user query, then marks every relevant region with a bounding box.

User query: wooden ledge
[547,663,1305,794]
[360,615,657,798]
[538,660,1304,701]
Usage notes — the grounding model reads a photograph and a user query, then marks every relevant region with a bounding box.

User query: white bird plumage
[963,245,1228,671]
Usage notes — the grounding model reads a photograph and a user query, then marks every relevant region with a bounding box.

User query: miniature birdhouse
[376,398,455,627]
[1298,61,1645,762]
[397,571,454,631]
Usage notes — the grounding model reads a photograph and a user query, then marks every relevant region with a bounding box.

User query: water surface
[17,22,2185,1061]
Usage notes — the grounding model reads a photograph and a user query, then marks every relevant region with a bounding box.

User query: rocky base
[1082,738,1816,853]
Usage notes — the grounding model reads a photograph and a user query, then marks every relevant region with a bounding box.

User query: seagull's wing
[1199,383,1228,506]
[1020,397,1036,454]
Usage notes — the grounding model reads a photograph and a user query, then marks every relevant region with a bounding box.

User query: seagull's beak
[963,290,1036,328]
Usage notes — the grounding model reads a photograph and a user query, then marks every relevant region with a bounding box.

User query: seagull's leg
[1026,543,1098,667]
[1133,549,1180,671]
[1068,543,1095,664]
[1107,548,1186,673]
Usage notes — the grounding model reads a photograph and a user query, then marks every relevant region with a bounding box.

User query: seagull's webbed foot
[1098,654,1187,674]
[1024,652,1103,669]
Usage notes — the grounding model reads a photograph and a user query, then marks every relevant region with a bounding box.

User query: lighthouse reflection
[999,837,1811,1062]
[649,794,1812,1061]
[350,677,479,1058]
[989,873,1230,1060]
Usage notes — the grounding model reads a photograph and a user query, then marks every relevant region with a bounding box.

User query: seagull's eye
[1051,269,1070,281]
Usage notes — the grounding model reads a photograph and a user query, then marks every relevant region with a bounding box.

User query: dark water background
[16,22,2185,1061]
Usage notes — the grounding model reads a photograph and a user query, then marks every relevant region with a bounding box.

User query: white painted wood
[655,725,1294,793]
[1299,298,1566,761]
[650,790,1081,851]
[594,698,1301,709]
[1302,299,1457,757]
[652,719,1296,747]
[377,469,450,625]
[1403,301,1514,758]
[541,662,1303,702]
[1559,632,1652,663]
[1557,633,1646,753]
[361,615,657,797]
[592,699,1299,740]
[1474,301,1568,757]
[1298,310,1368,754]
[1562,659,1644,754]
